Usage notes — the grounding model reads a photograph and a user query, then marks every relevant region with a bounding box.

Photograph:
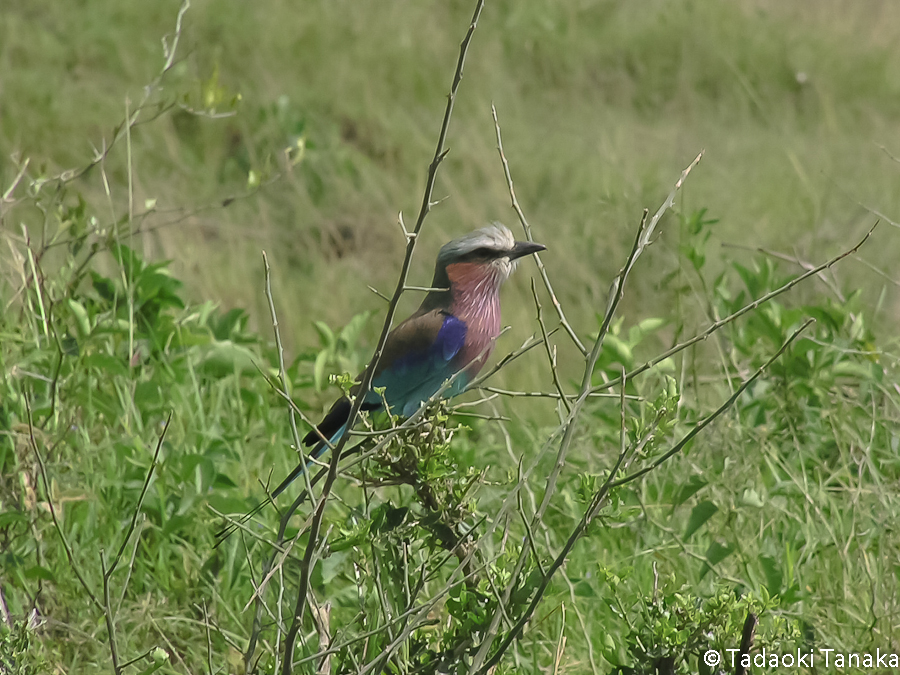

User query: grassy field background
[4,0,900,354]
[2,0,900,673]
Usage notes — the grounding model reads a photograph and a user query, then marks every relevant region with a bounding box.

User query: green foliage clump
[0,618,48,675]
[616,584,799,675]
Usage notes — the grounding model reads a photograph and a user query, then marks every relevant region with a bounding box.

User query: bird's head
[420,223,545,317]
[436,222,546,283]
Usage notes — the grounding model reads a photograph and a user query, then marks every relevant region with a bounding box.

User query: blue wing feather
[301,313,469,468]
[438,315,467,361]
[374,313,469,416]
[259,314,470,511]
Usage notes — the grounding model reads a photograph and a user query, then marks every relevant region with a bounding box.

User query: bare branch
[592,222,878,396]
[477,317,813,673]
[492,103,587,355]
[280,2,487,671]
[108,413,171,574]
[25,396,101,610]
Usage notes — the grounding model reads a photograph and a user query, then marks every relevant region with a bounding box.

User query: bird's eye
[471,247,493,258]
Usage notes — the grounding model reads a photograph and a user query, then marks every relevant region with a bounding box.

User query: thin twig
[734,612,757,675]
[475,155,701,673]
[553,603,567,675]
[100,413,170,674]
[101,555,121,674]
[109,413,172,572]
[280,2,486,671]
[591,222,878,396]
[295,555,493,669]
[476,385,632,401]
[492,103,586,355]
[721,241,846,302]
[612,319,815,488]
[222,249,320,559]
[65,0,191,183]
[536,154,705,528]
[202,602,214,675]
[25,395,101,609]
[118,649,157,671]
[531,279,570,414]
[468,330,552,390]
[477,318,812,673]
[1,156,30,203]
[517,462,546,578]
[263,251,310,492]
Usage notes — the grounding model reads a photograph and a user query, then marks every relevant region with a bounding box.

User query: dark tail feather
[213,498,273,546]
[215,397,378,546]
[269,446,326,500]
[303,397,351,446]
[213,440,329,546]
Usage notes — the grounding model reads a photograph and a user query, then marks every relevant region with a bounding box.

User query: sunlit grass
[2,1,900,673]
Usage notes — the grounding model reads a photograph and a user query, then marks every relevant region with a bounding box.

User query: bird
[218,223,544,541]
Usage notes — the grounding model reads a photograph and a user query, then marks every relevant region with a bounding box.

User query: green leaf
[314,349,329,391]
[339,310,372,350]
[196,341,259,377]
[628,316,667,345]
[160,514,193,538]
[572,579,595,597]
[23,565,56,582]
[604,334,633,367]
[511,569,543,606]
[673,475,707,507]
[133,381,163,410]
[67,298,91,339]
[135,647,169,675]
[0,511,29,528]
[209,307,249,340]
[684,501,718,540]
[378,506,409,532]
[90,270,119,302]
[741,488,765,508]
[83,352,128,377]
[313,321,335,349]
[760,555,782,593]
[112,243,143,279]
[832,361,874,379]
[701,541,735,578]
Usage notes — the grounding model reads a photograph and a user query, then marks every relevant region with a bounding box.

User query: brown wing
[302,308,447,446]
[373,308,448,378]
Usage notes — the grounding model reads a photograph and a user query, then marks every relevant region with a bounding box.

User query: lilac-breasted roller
[232,224,544,529]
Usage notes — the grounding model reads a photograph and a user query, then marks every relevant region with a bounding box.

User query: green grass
[3,0,899,356]
[2,1,900,673]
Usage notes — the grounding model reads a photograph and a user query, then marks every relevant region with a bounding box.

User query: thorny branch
[278,1,486,672]
[476,316,814,674]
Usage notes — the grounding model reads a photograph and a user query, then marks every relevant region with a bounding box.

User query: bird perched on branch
[220,223,544,540]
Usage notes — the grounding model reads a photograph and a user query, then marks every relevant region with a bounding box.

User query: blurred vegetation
[2,0,900,673]
[2,0,898,376]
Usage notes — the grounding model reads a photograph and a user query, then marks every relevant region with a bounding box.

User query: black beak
[508,240,546,261]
